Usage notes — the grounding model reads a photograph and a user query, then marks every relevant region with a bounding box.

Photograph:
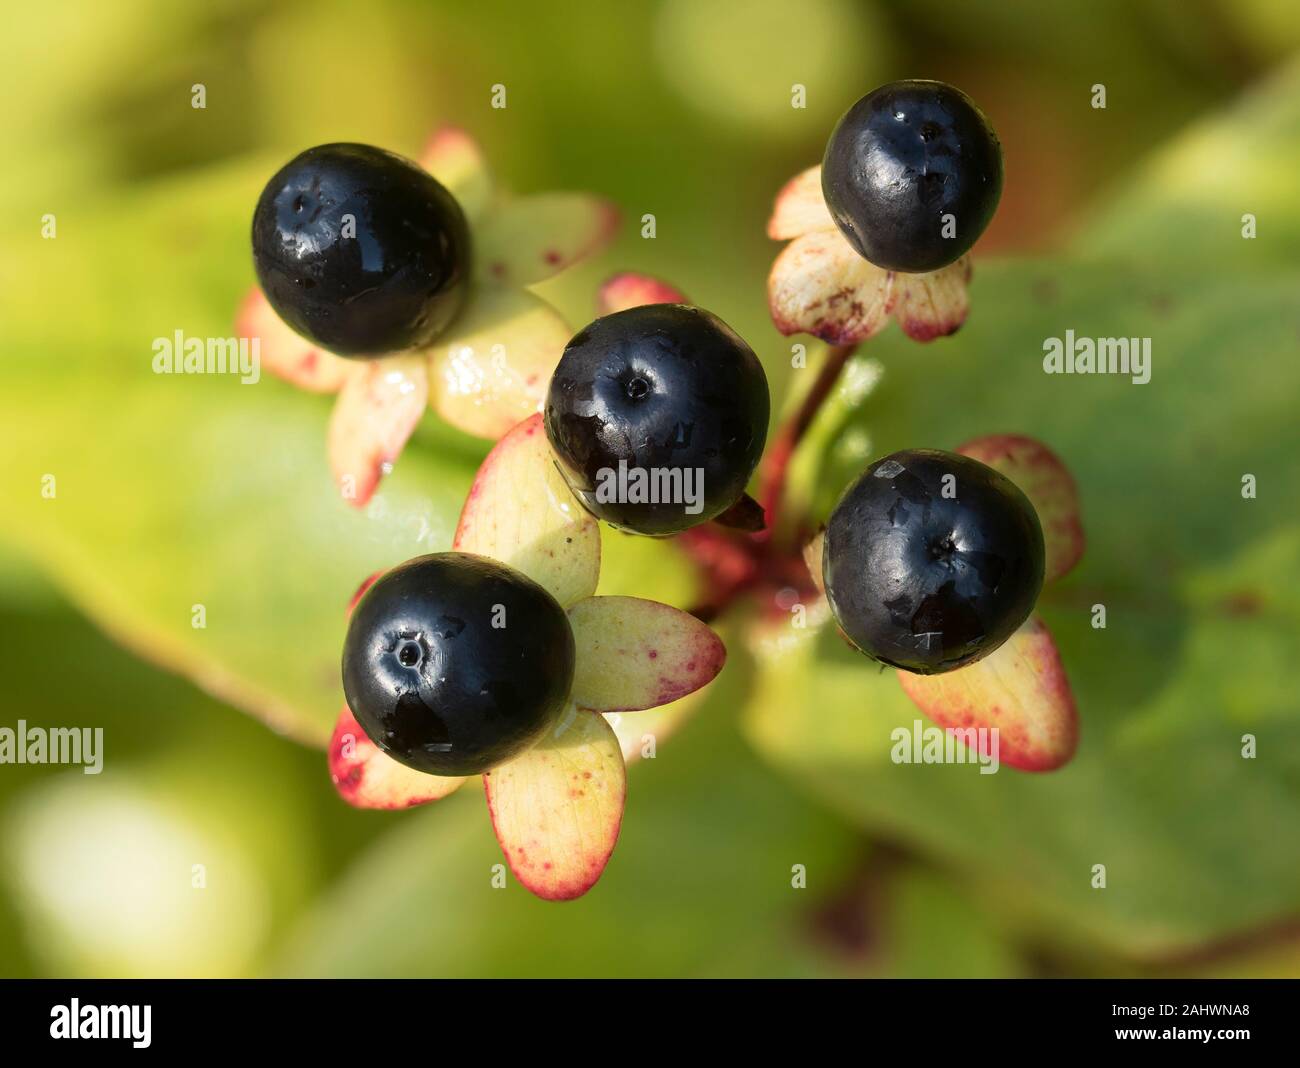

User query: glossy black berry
[823,449,1043,674]
[544,305,770,536]
[822,80,1002,273]
[342,552,575,775]
[252,143,470,358]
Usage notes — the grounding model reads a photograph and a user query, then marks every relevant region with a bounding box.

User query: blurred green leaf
[1218,0,1300,63]
[745,257,1300,956]
[653,0,893,139]
[1075,55,1300,267]
[880,869,1023,979]
[0,594,339,977]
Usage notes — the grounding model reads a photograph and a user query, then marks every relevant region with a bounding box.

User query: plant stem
[681,342,858,622]
[758,342,857,532]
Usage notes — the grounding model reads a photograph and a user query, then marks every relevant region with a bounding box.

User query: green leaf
[1075,56,1300,269]
[0,162,477,745]
[746,259,1300,956]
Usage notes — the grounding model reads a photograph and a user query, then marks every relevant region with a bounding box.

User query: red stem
[681,342,858,620]
[758,343,857,532]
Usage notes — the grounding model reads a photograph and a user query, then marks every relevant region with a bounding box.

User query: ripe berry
[252,143,470,358]
[821,80,1002,273]
[544,305,770,536]
[342,552,575,775]
[822,449,1043,674]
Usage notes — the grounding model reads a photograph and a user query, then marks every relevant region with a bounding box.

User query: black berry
[822,449,1043,674]
[252,143,470,357]
[544,305,770,536]
[821,80,1002,273]
[342,552,575,775]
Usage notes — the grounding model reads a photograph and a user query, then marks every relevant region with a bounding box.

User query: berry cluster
[244,79,1083,898]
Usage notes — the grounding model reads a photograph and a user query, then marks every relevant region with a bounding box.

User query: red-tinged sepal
[329,706,466,809]
[327,354,428,508]
[596,272,688,315]
[235,287,353,393]
[897,615,1079,772]
[767,165,833,240]
[890,256,972,341]
[346,571,384,615]
[567,596,725,712]
[475,193,619,287]
[484,706,625,900]
[765,163,974,343]
[417,126,493,224]
[802,530,826,596]
[427,287,571,440]
[768,229,894,344]
[453,413,600,607]
[957,434,1085,583]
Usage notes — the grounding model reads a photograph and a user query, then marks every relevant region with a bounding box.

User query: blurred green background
[1,0,1298,977]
